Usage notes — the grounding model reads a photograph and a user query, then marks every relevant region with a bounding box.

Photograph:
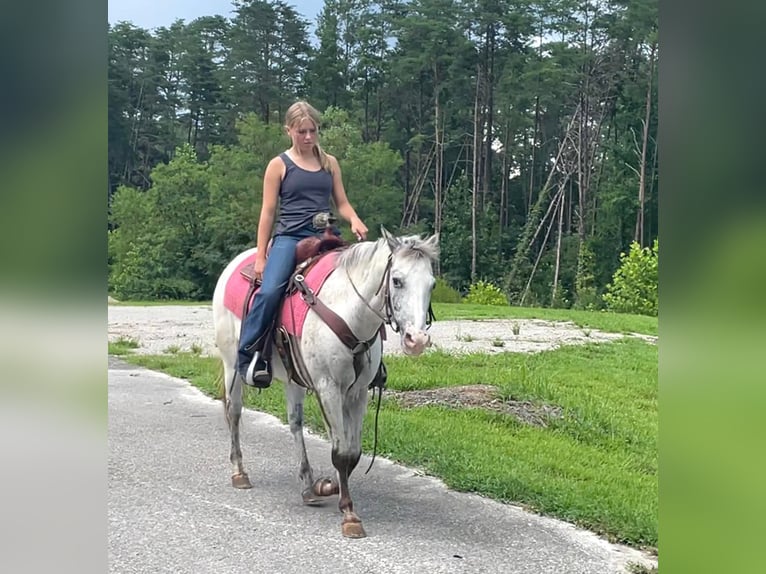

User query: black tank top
[275,152,334,235]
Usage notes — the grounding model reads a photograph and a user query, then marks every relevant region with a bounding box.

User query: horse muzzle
[401,327,430,356]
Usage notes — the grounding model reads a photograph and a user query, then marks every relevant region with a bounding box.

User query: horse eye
[392,277,403,288]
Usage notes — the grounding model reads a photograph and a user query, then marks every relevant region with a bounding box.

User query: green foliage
[463,280,508,306]
[108,1,658,311]
[573,242,603,311]
[603,240,659,316]
[109,144,212,300]
[432,277,462,303]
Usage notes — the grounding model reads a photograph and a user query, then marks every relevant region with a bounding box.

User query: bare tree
[634,41,657,247]
[471,65,481,281]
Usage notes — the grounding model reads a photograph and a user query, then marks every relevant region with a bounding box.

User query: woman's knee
[258,283,285,300]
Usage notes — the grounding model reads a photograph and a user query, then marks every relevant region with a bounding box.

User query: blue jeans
[237,228,320,371]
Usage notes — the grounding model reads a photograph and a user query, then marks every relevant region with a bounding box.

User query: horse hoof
[342,521,367,539]
[302,488,324,506]
[232,473,252,489]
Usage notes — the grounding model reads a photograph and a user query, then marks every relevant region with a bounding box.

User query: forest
[107,0,658,313]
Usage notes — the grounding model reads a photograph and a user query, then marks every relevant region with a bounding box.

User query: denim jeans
[237,227,321,371]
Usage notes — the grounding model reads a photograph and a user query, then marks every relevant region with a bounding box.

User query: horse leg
[223,361,252,489]
[318,382,369,538]
[285,381,338,504]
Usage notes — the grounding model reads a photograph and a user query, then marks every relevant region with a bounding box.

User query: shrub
[573,242,603,311]
[603,239,658,316]
[432,277,462,303]
[463,280,509,306]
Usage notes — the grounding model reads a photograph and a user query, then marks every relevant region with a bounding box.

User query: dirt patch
[386,384,563,427]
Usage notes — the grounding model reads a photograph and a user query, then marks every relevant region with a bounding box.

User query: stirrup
[243,352,272,389]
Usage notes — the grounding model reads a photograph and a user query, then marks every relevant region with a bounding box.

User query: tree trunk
[551,188,565,306]
[521,186,565,306]
[634,41,656,247]
[471,66,481,282]
[433,63,443,241]
[500,119,511,232]
[483,24,495,211]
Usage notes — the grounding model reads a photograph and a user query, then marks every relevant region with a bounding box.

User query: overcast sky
[108,0,319,31]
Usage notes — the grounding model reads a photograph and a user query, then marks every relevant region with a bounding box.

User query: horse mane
[335,239,384,273]
[336,234,438,273]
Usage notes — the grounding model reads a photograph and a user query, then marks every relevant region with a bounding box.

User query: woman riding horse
[237,100,375,388]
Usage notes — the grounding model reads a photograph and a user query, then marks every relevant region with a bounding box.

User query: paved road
[108,357,654,574]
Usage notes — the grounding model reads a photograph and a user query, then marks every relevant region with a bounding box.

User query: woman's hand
[253,256,267,281]
[350,217,368,241]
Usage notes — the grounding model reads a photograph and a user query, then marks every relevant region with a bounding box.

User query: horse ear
[380,226,400,250]
[419,232,440,260]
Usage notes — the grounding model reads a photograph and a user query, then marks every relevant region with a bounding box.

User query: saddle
[238,227,348,287]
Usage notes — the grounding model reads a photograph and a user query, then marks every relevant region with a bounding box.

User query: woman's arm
[329,155,368,240]
[253,157,283,275]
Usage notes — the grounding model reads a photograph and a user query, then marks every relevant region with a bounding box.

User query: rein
[344,252,394,331]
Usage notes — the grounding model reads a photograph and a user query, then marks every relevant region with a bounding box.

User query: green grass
[109,334,657,549]
[110,336,140,355]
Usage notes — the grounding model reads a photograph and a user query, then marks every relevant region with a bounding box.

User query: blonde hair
[284,101,332,173]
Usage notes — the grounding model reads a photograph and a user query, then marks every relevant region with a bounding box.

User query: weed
[109,337,139,355]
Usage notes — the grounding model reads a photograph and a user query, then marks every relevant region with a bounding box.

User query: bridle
[345,250,435,337]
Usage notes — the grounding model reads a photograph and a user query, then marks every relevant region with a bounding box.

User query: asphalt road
[108,357,653,574]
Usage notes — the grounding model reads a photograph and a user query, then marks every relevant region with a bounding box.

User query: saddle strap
[303,290,378,354]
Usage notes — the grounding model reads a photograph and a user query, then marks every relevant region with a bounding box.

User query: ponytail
[313,142,333,173]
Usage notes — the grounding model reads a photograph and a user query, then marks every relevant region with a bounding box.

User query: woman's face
[288,118,318,151]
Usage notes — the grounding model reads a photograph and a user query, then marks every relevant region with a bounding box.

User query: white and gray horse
[212,227,439,537]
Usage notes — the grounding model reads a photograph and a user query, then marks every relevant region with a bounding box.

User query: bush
[603,239,658,316]
[463,280,509,306]
[432,277,462,303]
[573,242,602,311]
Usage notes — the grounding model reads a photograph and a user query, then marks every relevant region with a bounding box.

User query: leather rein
[293,251,395,353]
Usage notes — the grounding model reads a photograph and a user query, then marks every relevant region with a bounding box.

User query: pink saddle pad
[223,251,339,338]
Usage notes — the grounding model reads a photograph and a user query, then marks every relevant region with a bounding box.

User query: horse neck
[334,240,391,328]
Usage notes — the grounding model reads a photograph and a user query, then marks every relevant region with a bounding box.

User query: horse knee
[332,448,361,475]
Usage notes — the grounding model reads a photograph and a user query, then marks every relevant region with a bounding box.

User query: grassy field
[109,305,657,551]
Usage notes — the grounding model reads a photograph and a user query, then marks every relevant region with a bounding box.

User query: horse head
[380,226,439,356]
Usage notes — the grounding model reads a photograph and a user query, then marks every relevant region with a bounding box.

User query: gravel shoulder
[107,304,649,358]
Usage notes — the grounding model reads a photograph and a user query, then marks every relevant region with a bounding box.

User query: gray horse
[212,227,439,537]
